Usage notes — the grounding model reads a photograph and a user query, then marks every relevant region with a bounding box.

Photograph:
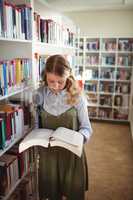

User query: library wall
[64,10,133,37]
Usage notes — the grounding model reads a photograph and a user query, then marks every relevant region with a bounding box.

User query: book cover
[19,127,84,157]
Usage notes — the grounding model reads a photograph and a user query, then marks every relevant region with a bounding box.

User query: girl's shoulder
[74,93,88,108]
[33,86,47,106]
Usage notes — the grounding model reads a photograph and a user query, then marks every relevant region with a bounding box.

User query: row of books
[0,104,24,149]
[79,43,84,51]
[9,173,36,200]
[88,107,128,120]
[84,81,98,92]
[99,95,129,107]
[85,81,130,94]
[0,101,32,150]
[82,55,133,66]
[78,38,133,52]
[34,12,75,47]
[0,146,35,197]
[0,58,32,96]
[74,66,83,78]
[118,39,133,51]
[86,92,129,107]
[84,68,131,81]
[101,56,115,66]
[34,53,49,83]
[84,69,98,80]
[85,55,99,65]
[117,55,133,66]
[86,40,99,50]
[100,68,115,79]
[75,56,83,66]
[99,95,112,106]
[99,82,113,93]
[101,40,116,51]
[116,68,131,80]
[0,1,32,40]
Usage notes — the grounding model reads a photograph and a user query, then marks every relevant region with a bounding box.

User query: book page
[19,129,53,153]
[53,127,83,147]
[50,139,83,157]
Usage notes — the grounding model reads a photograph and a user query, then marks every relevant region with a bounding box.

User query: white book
[19,127,84,157]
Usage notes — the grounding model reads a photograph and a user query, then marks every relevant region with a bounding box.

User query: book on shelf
[0,153,19,197]
[19,127,84,157]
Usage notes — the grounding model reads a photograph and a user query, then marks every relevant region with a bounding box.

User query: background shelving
[75,37,133,122]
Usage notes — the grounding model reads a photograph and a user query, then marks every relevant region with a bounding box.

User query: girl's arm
[75,94,93,142]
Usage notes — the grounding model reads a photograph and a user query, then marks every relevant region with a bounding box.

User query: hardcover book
[19,127,84,157]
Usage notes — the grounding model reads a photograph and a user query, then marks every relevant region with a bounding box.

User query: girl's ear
[77,80,84,92]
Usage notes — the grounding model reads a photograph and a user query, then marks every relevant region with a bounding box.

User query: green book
[0,118,6,149]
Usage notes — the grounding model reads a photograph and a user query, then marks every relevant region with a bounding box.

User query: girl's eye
[49,80,55,84]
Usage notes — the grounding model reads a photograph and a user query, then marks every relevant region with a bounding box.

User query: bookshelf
[0,1,34,199]
[0,0,78,199]
[75,37,133,122]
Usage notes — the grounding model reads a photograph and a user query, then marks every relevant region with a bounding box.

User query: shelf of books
[32,0,78,88]
[0,0,79,199]
[0,0,36,200]
[33,0,76,53]
[75,37,133,122]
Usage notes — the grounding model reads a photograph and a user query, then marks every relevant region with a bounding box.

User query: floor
[85,121,133,200]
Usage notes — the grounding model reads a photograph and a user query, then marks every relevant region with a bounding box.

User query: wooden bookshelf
[75,37,133,122]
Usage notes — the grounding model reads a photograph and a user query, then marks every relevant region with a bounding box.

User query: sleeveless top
[37,106,88,200]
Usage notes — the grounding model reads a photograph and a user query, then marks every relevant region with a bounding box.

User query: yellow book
[15,59,22,85]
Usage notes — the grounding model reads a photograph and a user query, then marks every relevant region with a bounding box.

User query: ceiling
[44,0,133,12]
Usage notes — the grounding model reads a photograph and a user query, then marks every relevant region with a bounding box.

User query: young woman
[34,54,92,200]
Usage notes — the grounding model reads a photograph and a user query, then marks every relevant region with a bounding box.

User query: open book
[19,127,84,157]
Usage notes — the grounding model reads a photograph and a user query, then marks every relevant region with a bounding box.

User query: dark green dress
[37,106,88,200]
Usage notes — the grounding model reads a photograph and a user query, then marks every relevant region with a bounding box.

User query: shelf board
[101,50,116,53]
[98,105,112,108]
[85,91,98,94]
[0,37,32,43]
[85,50,99,53]
[100,65,115,68]
[99,92,114,95]
[88,103,98,107]
[85,65,99,68]
[117,51,133,54]
[90,117,129,122]
[99,78,115,82]
[117,65,132,68]
[33,41,75,54]
[0,85,33,101]
[116,80,130,83]
[115,93,129,96]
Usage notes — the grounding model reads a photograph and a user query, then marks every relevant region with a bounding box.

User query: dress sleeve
[75,94,93,142]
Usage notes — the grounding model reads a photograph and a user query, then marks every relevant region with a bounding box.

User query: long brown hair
[41,54,80,105]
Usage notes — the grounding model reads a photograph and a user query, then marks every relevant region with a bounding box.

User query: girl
[34,54,92,200]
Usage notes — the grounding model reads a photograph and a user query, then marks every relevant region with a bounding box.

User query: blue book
[2,62,8,95]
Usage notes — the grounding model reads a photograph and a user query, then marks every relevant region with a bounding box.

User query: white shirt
[34,86,92,141]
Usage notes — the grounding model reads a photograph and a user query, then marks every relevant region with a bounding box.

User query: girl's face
[46,72,68,93]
